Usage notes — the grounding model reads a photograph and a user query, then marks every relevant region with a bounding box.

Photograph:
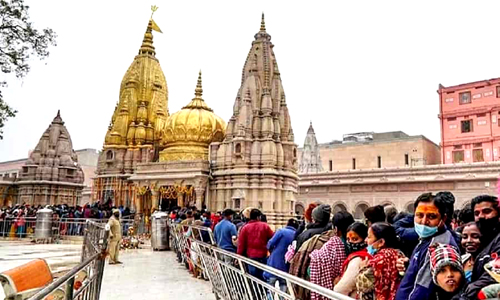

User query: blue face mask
[465,270,472,282]
[414,222,438,238]
[367,244,378,256]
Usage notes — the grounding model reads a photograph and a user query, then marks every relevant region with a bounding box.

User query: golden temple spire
[260,12,266,31]
[195,70,203,98]
[139,6,162,55]
[183,70,213,111]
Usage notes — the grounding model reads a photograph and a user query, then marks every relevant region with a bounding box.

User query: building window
[473,143,482,148]
[473,149,484,162]
[447,117,456,122]
[453,145,463,150]
[352,158,356,170]
[235,143,241,154]
[329,160,333,171]
[497,86,500,98]
[377,156,382,168]
[461,120,473,133]
[453,151,464,163]
[459,92,471,104]
[405,154,409,166]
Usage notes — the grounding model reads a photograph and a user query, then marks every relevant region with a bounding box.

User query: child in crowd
[429,243,465,300]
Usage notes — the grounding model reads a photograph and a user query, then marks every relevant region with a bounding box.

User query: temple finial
[150,5,159,19]
[260,12,266,31]
[195,70,203,98]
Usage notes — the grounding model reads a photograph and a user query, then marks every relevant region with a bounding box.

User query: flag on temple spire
[151,18,162,33]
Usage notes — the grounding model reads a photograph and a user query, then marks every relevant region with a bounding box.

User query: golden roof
[104,14,168,148]
[160,71,226,161]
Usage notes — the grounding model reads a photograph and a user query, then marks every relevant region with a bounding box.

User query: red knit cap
[428,243,463,285]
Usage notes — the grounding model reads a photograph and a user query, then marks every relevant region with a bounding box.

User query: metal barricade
[0,217,37,238]
[170,223,353,300]
[27,220,110,300]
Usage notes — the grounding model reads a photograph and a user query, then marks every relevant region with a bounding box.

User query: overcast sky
[1,0,500,161]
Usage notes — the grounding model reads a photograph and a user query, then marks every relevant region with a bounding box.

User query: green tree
[0,0,56,139]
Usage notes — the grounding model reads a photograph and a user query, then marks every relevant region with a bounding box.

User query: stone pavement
[0,240,81,274]
[100,250,215,300]
[0,240,215,300]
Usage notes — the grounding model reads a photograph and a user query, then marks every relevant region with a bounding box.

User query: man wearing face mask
[395,193,459,300]
[460,195,500,300]
[106,208,122,265]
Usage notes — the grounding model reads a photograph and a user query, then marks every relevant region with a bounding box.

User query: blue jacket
[394,215,461,257]
[395,228,459,300]
[263,226,296,279]
[214,219,237,252]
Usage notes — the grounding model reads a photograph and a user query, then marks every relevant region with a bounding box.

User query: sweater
[237,220,274,258]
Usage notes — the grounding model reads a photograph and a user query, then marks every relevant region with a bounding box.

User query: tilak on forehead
[415,204,439,215]
[347,231,359,239]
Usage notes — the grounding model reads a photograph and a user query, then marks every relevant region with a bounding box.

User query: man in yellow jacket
[106,209,122,265]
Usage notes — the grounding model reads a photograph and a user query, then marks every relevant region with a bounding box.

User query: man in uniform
[106,209,122,265]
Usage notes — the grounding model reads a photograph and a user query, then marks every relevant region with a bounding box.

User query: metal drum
[151,212,169,251]
[35,208,53,239]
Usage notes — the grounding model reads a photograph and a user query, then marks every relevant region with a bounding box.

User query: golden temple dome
[160,71,226,161]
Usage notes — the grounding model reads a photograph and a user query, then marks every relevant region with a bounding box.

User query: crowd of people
[0,201,133,237]
[172,192,500,300]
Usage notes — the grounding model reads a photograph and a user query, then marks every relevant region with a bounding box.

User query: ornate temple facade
[298,122,323,174]
[208,16,299,224]
[93,13,298,222]
[0,111,85,206]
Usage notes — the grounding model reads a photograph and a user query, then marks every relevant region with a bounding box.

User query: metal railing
[0,217,37,238]
[169,221,353,300]
[0,216,146,239]
[28,220,109,300]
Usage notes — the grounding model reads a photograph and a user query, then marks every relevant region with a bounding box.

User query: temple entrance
[159,186,178,212]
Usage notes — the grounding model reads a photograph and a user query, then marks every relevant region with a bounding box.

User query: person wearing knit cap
[295,204,332,251]
[429,243,465,300]
[294,202,320,240]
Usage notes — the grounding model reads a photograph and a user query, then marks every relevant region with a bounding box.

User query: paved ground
[100,250,215,300]
[0,240,82,274]
[0,240,215,300]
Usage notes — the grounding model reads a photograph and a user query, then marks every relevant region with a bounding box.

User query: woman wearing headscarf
[356,222,404,300]
[334,222,371,297]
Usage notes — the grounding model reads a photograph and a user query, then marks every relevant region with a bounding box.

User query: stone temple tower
[299,122,324,174]
[18,111,84,206]
[209,14,298,225]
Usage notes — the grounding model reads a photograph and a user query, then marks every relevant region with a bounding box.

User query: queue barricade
[26,220,110,300]
[169,221,354,300]
[0,217,37,238]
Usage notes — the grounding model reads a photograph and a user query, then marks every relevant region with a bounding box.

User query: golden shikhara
[160,71,226,161]
[104,16,168,147]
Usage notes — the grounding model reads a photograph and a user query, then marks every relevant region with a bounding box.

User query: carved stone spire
[210,15,298,221]
[299,122,324,174]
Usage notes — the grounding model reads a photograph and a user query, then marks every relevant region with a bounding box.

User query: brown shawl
[289,230,335,300]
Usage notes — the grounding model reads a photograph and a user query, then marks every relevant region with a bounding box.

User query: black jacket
[460,232,500,299]
[295,222,332,251]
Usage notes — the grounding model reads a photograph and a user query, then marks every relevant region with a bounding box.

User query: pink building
[438,78,500,164]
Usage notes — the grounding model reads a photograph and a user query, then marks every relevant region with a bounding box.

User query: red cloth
[370,248,404,300]
[309,236,347,300]
[341,249,371,276]
[237,220,274,258]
